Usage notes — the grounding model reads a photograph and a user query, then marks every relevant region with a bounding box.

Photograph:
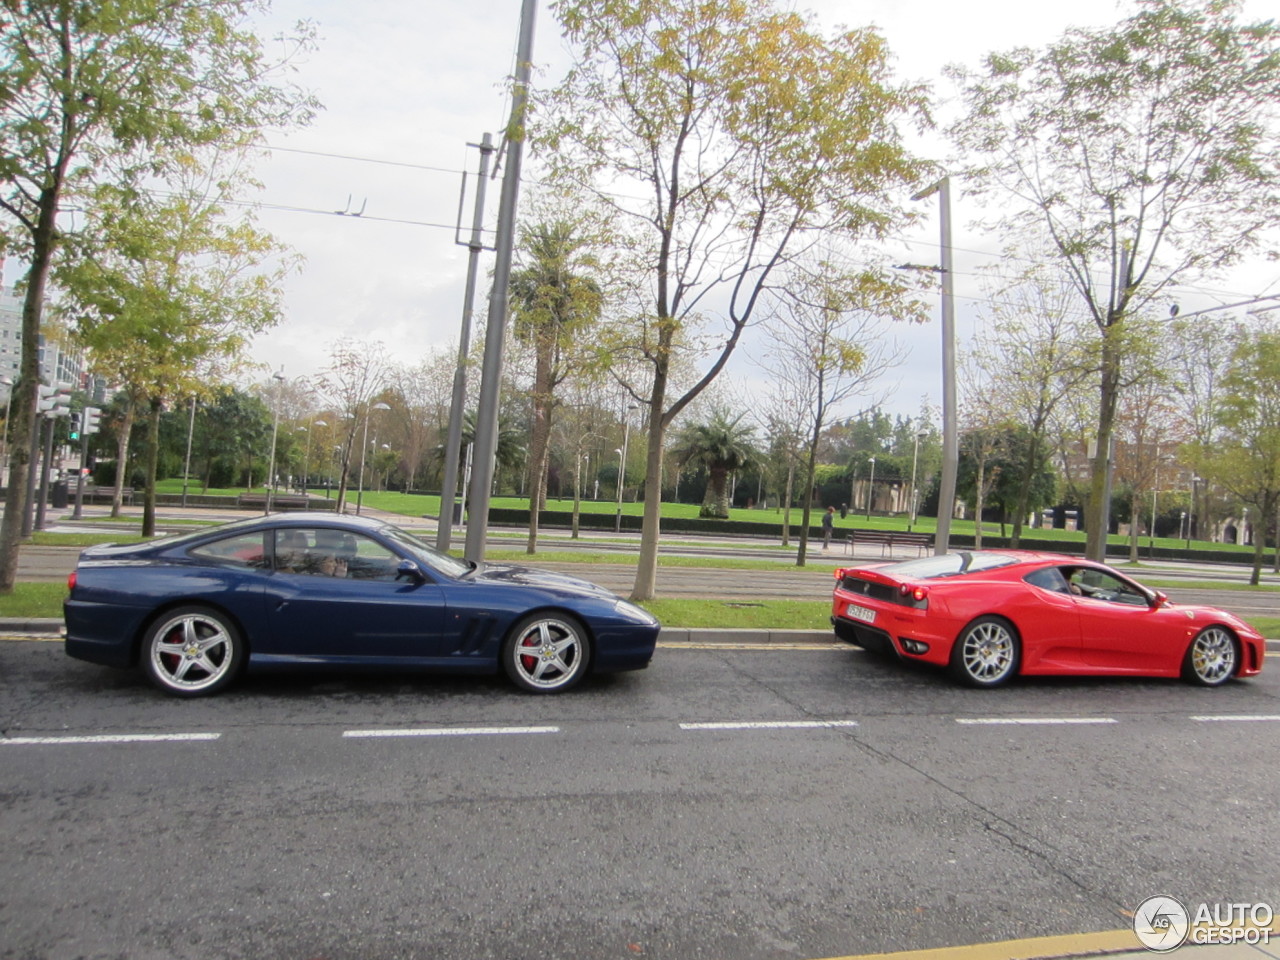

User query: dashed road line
[1189,714,1280,722]
[1,732,220,745]
[680,720,859,730]
[955,717,1118,726]
[342,725,560,739]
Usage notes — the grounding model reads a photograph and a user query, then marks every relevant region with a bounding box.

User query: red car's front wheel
[1182,626,1237,686]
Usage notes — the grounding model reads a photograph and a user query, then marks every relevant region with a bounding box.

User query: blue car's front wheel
[502,613,591,694]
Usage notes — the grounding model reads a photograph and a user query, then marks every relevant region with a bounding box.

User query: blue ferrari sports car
[64,514,661,697]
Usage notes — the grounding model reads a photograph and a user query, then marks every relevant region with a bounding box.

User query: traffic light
[69,412,82,441]
[83,406,102,435]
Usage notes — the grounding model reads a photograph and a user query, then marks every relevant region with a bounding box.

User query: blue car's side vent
[455,614,496,656]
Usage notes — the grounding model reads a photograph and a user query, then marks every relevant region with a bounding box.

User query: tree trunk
[795,428,822,567]
[112,401,136,519]
[701,466,730,518]
[0,186,62,593]
[631,397,666,603]
[1009,432,1042,548]
[142,398,162,537]
[781,460,794,548]
[335,431,354,514]
[524,342,555,553]
[974,458,985,549]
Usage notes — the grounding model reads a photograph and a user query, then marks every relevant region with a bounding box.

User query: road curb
[0,618,62,635]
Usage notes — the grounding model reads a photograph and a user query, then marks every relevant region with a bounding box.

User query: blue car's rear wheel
[951,616,1020,688]
[502,613,591,694]
[142,605,245,697]
[1182,626,1237,686]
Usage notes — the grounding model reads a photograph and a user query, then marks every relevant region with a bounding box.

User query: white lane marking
[343,726,559,739]
[1189,714,1280,722]
[1,733,221,745]
[955,718,1118,726]
[680,720,859,730]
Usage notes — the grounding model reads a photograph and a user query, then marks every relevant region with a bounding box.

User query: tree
[670,411,757,519]
[950,0,1280,562]
[0,0,315,590]
[509,219,603,553]
[1192,325,1280,584]
[60,172,296,535]
[541,0,929,600]
[764,265,909,565]
[966,267,1094,545]
[319,340,390,515]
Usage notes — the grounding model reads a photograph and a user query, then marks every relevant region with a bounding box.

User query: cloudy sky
[236,0,1276,419]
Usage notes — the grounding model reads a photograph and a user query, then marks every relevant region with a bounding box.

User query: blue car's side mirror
[396,559,425,583]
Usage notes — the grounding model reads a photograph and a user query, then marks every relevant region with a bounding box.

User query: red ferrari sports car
[831,550,1265,688]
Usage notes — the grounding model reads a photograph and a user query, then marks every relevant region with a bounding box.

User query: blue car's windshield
[379,525,474,579]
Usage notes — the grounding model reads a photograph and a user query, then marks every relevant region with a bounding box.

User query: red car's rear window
[870,552,1020,580]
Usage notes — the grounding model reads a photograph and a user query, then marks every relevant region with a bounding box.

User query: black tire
[501,613,591,694]
[1181,626,1238,687]
[141,605,246,697]
[950,616,1020,688]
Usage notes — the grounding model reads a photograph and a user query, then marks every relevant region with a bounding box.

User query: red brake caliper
[520,632,538,671]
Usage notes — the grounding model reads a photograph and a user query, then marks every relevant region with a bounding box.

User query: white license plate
[846,603,876,624]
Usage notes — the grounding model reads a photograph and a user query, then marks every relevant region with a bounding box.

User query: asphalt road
[3,637,1278,960]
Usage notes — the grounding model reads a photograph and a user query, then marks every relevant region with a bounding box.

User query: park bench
[844,529,933,558]
[236,492,336,512]
[79,484,134,505]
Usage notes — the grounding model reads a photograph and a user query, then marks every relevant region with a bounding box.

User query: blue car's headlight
[614,599,658,625]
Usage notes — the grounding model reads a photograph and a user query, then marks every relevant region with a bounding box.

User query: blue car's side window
[189,532,269,569]
[271,528,400,582]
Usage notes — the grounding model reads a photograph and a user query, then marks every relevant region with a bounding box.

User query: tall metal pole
[438,133,495,551]
[464,0,537,563]
[614,419,631,534]
[264,370,284,515]
[181,395,196,507]
[913,176,958,555]
[34,413,54,531]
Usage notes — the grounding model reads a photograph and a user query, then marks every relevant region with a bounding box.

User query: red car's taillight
[899,583,929,602]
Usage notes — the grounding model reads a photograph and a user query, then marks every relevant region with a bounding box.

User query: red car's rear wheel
[951,616,1020,688]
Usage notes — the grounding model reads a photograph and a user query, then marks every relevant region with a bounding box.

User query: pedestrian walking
[822,505,835,551]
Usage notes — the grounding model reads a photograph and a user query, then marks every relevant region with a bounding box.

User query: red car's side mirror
[1151,590,1168,607]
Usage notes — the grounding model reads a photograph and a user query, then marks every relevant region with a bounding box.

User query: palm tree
[671,411,757,519]
[509,220,603,552]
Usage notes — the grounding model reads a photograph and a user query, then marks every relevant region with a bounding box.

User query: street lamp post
[181,395,197,508]
[908,429,926,530]
[911,177,957,554]
[356,402,390,516]
[0,376,12,488]
[264,371,285,514]
[1185,475,1201,551]
[614,405,637,534]
[866,456,877,520]
[303,419,326,495]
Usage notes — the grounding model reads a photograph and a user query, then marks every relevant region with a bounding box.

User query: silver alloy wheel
[504,615,589,693]
[145,609,239,695]
[955,618,1018,686]
[1186,626,1236,686]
